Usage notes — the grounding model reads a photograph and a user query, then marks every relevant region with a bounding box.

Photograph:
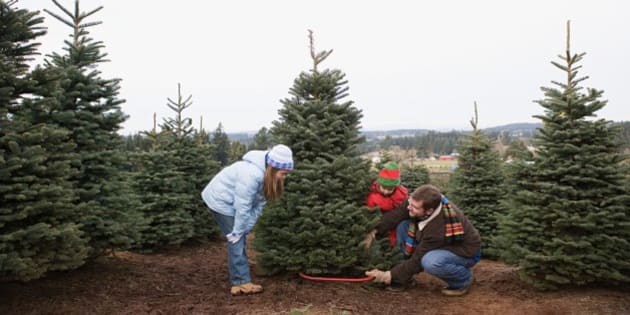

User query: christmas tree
[503,138,533,162]
[449,103,505,258]
[251,127,272,150]
[228,141,246,164]
[132,84,220,250]
[162,85,220,241]
[210,123,230,166]
[0,1,88,280]
[400,163,431,190]
[254,31,391,276]
[43,0,140,256]
[497,22,630,289]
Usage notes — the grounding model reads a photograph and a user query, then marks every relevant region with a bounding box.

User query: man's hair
[263,165,285,201]
[410,184,442,210]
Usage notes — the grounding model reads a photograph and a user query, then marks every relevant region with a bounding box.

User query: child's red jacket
[366,181,408,246]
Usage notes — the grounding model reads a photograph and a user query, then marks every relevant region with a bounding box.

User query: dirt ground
[1,240,629,315]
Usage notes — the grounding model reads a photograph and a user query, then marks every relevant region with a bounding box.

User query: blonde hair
[263,165,285,202]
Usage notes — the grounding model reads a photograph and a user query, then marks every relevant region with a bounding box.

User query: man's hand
[358,229,377,249]
[366,269,392,284]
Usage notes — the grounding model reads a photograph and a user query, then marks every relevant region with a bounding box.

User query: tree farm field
[1,239,628,315]
[417,159,457,172]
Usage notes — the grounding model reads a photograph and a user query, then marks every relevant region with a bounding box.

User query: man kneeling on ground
[361,184,482,296]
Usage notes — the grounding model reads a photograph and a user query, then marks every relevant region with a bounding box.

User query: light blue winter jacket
[201,150,268,240]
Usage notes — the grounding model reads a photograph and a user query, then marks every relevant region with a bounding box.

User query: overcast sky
[21,0,630,134]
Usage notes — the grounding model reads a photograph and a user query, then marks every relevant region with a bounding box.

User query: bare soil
[1,240,628,315]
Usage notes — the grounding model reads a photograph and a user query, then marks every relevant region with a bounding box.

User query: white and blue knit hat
[266,144,294,170]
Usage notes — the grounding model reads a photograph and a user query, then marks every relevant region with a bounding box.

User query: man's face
[407,198,430,218]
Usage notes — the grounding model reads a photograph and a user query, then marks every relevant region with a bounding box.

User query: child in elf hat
[366,162,408,247]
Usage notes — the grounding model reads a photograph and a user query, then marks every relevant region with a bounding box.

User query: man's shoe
[441,285,469,296]
[230,282,263,295]
[441,274,474,296]
[386,279,416,292]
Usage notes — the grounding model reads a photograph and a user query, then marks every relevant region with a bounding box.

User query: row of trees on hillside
[365,122,630,158]
[122,122,275,165]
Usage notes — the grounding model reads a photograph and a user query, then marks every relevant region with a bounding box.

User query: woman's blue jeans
[396,220,479,289]
[210,210,251,285]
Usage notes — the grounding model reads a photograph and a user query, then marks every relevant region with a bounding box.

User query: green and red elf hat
[377,162,401,187]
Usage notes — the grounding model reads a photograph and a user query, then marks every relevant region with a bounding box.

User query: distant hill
[358,123,543,141]
[483,122,543,133]
[360,129,432,141]
[223,121,628,157]
[226,132,254,143]
[226,123,543,142]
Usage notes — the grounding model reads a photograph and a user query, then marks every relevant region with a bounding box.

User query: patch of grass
[290,304,312,315]
[289,304,353,315]
[417,160,457,172]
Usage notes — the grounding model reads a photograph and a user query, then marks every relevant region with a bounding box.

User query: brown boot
[230,282,263,296]
[441,274,474,296]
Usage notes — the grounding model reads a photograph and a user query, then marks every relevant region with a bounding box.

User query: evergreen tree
[142,113,170,151]
[132,84,220,249]
[377,150,395,169]
[43,0,139,256]
[131,147,194,250]
[449,103,505,258]
[250,126,271,150]
[500,139,535,198]
[0,1,87,280]
[194,116,210,145]
[400,163,430,190]
[190,116,221,240]
[254,31,391,276]
[497,22,630,289]
[161,83,194,139]
[503,138,533,161]
[210,123,229,166]
[228,140,246,164]
[132,111,192,249]
[498,137,534,217]
[162,86,220,241]
[613,121,630,154]
[121,133,152,152]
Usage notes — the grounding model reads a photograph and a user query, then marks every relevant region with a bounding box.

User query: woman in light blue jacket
[202,144,293,295]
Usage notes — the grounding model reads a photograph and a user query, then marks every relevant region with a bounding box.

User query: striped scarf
[442,196,464,244]
[403,219,418,259]
[403,195,464,258]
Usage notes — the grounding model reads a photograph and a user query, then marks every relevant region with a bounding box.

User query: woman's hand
[226,233,241,244]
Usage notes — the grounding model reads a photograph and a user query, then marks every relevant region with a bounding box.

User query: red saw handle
[298,272,375,283]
